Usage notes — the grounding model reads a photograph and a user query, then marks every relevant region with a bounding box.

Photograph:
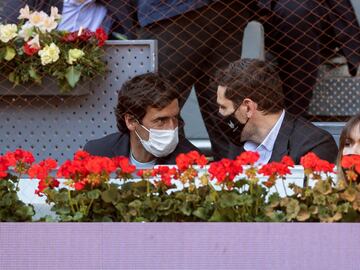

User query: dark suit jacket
[83,131,200,165]
[227,112,339,164]
[136,0,213,27]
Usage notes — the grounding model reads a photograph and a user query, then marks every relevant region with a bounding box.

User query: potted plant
[0,5,107,96]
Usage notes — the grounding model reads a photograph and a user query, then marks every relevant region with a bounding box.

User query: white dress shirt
[244,109,285,165]
[57,0,109,32]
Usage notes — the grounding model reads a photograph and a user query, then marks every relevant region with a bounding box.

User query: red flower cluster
[0,156,9,179]
[28,158,59,195]
[95,28,108,47]
[208,158,243,184]
[176,151,207,172]
[341,155,360,172]
[23,42,40,56]
[300,152,335,174]
[3,149,35,174]
[341,154,360,180]
[151,166,178,187]
[4,149,35,167]
[62,28,107,47]
[57,150,135,191]
[62,28,93,43]
[236,151,260,166]
[113,156,136,175]
[258,156,294,188]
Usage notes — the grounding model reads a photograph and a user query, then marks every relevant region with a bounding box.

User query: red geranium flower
[4,149,35,167]
[23,42,40,56]
[28,158,57,181]
[113,156,136,174]
[209,158,242,184]
[236,151,260,165]
[176,151,208,172]
[281,156,295,168]
[300,152,334,173]
[341,155,360,174]
[74,150,91,161]
[0,156,9,179]
[95,28,107,47]
[74,181,86,191]
[152,166,177,187]
[35,177,60,196]
[85,156,116,174]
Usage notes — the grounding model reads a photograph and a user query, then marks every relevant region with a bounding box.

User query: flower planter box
[0,74,91,96]
[0,40,157,96]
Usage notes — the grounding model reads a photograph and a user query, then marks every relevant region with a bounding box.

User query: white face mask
[135,124,179,158]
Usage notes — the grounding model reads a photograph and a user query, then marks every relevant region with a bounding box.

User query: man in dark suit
[257,0,360,117]
[84,73,199,167]
[136,0,256,160]
[215,59,338,164]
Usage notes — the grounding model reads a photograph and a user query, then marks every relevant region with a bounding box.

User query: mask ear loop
[134,119,150,141]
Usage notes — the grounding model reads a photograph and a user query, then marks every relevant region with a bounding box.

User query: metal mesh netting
[0,0,359,163]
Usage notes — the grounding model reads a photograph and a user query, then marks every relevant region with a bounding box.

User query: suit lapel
[269,112,294,162]
[112,132,131,157]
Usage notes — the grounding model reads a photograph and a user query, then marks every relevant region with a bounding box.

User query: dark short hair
[214,59,284,114]
[115,73,178,132]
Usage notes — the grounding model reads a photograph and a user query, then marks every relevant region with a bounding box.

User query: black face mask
[218,108,247,146]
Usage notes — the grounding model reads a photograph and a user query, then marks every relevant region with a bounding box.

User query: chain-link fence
[1,0,359,162]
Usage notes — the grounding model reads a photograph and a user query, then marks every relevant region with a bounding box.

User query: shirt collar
[244,109,285,152]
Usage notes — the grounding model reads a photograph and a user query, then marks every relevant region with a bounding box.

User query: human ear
[243,98,256,118]
[124,114,137,131]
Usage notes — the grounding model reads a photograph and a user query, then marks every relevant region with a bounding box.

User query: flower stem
[146,178,150,197]
[281,178,288,197]
[68,189,75,214]
[15,173,22,190]
[86,198,94,217]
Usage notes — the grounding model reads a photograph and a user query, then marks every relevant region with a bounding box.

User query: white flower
[38,43,60,65]
[68,49,85,64]
[0,24,18,43]
[29,11,47,28]
[39,16,58,33]
[28,35,41,49]
[18,22,34,41]
[50,6,62,21]
[18,5,31,20]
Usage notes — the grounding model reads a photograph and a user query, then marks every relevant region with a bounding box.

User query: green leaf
[0,193,15,207]
[65,66,81,88]
[4,46,16,61]
[128,199,142,210]
[28,67,41,83]
[314,180,332,195]
[285,199,300,221]
[296,204,310,221]
[0,47,5,60]
[101,188,119,204]
[208,209,226,222]
[101,216,113,222]
[112,32,128,40]
[219,192,252,208]
[59,207,72,215]
[179,202,192,216]
[87,189,101,200]
[73,212,84,221]
[193,207,208,220]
